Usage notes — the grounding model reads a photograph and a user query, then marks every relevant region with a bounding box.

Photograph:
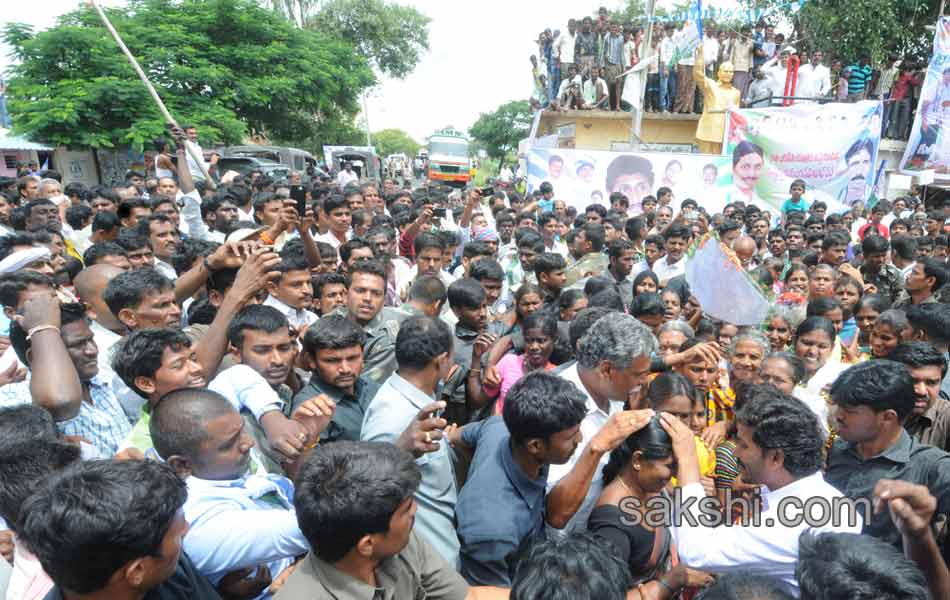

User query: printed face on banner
[526,103,881,217]
[900,18,950,179]
[527,149,732,217]
[724,100,882,211]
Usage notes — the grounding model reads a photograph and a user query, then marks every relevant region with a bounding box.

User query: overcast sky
[1,0,739,143]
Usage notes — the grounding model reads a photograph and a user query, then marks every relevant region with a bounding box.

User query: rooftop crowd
[0,123,948,600]
[531,8,925,141]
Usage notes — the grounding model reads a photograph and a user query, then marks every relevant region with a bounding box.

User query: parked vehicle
[323,145,381,180]
[219,145,324,181]
[215,156,290,180]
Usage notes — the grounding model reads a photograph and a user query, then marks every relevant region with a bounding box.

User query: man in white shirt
[797,50,831,101]
[315,194,352,251]
[667,389,862,596]
[263,253,318,330]
[556,18,577,75]
[547,313,657,537]
[658,25,677,112]
[702,27,720,77]
[183,125,217,182]
[764,47,795,105]
[336,161,359,188]
[556,64,584,110]
[582,66,609,109]
[651,223,690,285]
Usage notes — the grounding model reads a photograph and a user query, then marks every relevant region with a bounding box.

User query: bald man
[74,263,126,349]
[150,387,320,587]
[732,235,758,271]
[74,263,146,419]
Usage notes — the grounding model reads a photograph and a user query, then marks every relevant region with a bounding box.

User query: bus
[427,128,472,187]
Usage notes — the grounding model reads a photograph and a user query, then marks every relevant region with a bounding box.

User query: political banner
[899,18,950,180]
[724,100,883,212]
[526,100,881,217]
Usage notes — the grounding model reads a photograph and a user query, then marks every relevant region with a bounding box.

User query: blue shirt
[781,197,809,214]
[456,416,548,587]
[361,373,460,566]
[182,472,309,596]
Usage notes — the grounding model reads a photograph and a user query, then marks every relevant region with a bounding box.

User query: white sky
[1,0,741,144]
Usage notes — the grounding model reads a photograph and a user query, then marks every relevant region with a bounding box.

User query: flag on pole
[685,234,772,326]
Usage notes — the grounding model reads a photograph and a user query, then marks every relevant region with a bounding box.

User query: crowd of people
[0,122,948,600]
[531,9,926,140]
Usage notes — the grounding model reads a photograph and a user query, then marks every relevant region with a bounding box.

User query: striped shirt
[846,64,872,94]
[0,370,131,456]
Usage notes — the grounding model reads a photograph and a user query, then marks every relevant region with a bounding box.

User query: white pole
[87,0,216,189]
[632,0,657,144]
[362,92,372,147]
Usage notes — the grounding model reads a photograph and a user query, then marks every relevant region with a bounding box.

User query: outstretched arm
[693,45,712,96]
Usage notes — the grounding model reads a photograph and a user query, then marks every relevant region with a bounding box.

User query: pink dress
[488,353,555,414]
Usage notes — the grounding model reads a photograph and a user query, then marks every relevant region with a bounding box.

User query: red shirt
[858,222,889,240]
[891,72,922,101]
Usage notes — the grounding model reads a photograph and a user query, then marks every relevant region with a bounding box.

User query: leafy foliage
[373,128,420,158]
[3,0,375,151]
[295,0,431,79]
[776,0,938,64]
[468,100,533,163]
[612,0,937,64]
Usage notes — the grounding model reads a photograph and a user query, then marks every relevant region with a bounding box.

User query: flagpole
[632,0,656,144]
[87,0,216,190]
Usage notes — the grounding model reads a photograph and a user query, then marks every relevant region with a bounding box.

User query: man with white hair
[546,312,657,535]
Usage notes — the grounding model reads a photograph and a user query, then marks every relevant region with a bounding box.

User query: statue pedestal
[697,140,722,155]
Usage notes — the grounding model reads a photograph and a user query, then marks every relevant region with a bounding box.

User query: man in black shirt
[293,314,379,443]
[826,360,950,548]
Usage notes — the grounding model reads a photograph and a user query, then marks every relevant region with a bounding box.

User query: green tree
[740,0,937,64]
[266,0,431,79]
[3,0,374,151]
[372,128,419,158]
[309,0,430,79]
[468,101,532,164]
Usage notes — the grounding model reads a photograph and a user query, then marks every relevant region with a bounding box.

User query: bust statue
[694,45,742,155]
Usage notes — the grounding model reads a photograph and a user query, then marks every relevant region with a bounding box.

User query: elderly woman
[764,303,806,352]
[656,320,695,357]
[758,351,806,395]
[703,330,771,448]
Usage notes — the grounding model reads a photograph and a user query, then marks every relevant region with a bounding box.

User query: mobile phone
[432,207,447,218]
[289,185,307,215]
[477,185,494,197]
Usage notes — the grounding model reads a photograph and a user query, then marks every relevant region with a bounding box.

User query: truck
[426,128,472,187]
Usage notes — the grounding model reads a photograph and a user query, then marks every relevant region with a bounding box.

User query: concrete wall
[538,109,700,150]
[54,149,99,187]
